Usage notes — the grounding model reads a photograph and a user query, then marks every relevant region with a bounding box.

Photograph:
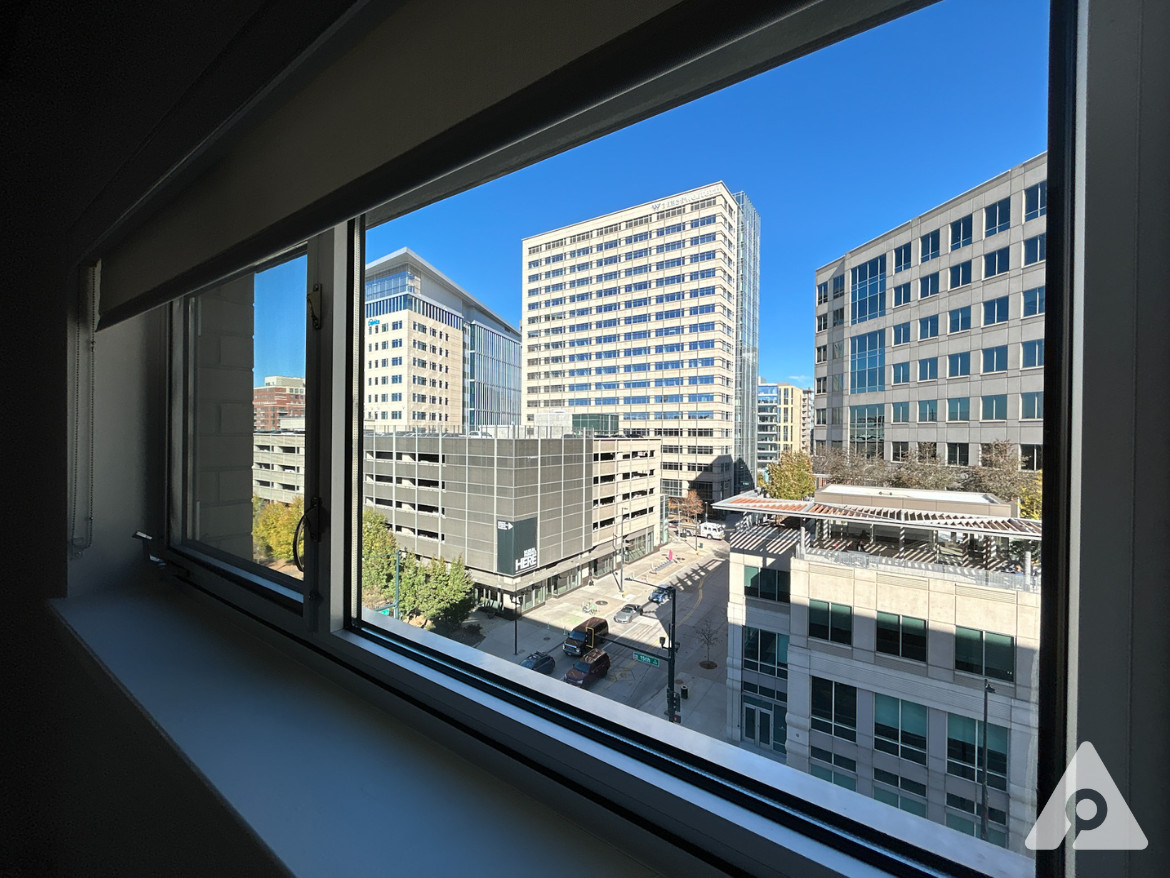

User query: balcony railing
[798,543,1040,594]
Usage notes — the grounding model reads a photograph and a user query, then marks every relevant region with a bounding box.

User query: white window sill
[52,575,1028,878]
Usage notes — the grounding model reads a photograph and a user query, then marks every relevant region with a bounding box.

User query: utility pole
[981,679,995,841]
[662,584,679,722]
[393,549,400,620]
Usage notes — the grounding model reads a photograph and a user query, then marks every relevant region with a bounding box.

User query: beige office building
[757,380,807,469]
[813,154,1047,470]
[522,183,760,506]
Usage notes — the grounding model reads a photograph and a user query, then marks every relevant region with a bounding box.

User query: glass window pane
[984,632,1015,681]
[954,626,983,674]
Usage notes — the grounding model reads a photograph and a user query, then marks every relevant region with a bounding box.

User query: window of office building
[919,357,938,381]
[955,626,1015,682]
[982,345,1008,373]
[874,694,928,764]
[919,314,938,339]
[918,399,938,423]
[1024,232,1046,265]
[849,404,884,458]
[874,769,928,818]
[894,242,912,273]
[919,271,939,299]
[744,566,790,603]
[982,394,1007,420]
[1022,443,1043,471]
[1021,390,1044,419]
[947,442,969,466]
[876,612,926,662]
[850,255,886,324]
[985,197,1011,236]
[743,626,789,677]
[1025,180,1047,220]
[892,362,909,385]
[947,398,970,422]
[891,401,909,423]
[891,441,909,460]
[1023,338,1044,368]
[1023,284,1046,316]
[810,748,858,791]
[949,260,972,289]
[811,677,857,742]
[948,351,970,377]
[893,282,911,307]
[809,600,853,645]
[984,295,1010,325]
[893,322,910,345]
[951,214,973,250]
[947,714,1009,791]
[850,330,885,393]
[920,230,939,263]
[949,306,971,333]
[816,281,828,304]
[984,247,1010,278]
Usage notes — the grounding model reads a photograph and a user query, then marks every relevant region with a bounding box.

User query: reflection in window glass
[189,256,308,581]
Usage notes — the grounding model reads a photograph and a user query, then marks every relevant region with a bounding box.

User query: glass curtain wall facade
[465,321,521,429]
[733,191,761,493]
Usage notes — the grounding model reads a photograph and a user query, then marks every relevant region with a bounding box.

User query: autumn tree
[962,440,1035,501]
[763,450,815,500]
[812,447,888,487]
[680,489,705,529]
[1018,470,1043,520]
[887,445,955,491]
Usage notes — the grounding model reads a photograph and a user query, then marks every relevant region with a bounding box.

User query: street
[470,538,732,740]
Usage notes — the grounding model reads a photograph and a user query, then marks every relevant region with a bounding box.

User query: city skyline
[257,0,1047,394]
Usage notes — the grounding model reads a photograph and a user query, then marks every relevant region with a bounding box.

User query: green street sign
[633,652,660,667]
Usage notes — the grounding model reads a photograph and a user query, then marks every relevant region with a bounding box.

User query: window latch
[292,496,323,572]
[308,282,323,331]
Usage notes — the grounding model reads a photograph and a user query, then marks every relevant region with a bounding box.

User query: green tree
[763,450,815,500]
[254,495,304,561]
[414,555,476,633]
[361,507,398,606]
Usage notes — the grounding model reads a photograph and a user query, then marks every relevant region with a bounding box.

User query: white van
[699,522,725,540]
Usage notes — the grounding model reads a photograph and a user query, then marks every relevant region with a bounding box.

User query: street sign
[633,652,660,667]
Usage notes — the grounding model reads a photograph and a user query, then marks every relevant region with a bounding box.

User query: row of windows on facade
[817,392,1045,426]
[815,183,1047,307]
[740,569,1017,681]
[820,242,1047,331]
[364,295,464,329]
[364,411,454,421]
[818,342,1044,396]
[530,303,729,326]
[366,339,453,356]
[366,318,454,339]
[530,405,726,421]
[529,284,729,310]
[526,238,729,273]
[525,198,728,255]
[528,267,731,297]
[816,288,1045,368]
[534,376,727,393]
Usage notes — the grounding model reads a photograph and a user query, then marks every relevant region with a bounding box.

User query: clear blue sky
[259,0,1048,385]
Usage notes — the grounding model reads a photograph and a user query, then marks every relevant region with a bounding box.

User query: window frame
[132,1,1094,876]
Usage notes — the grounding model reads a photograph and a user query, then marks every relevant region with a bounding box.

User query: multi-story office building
[716,486,1040,853]
[812,155,1047,469]
[801,389,814,453]
[522,183,760,507]
[362,433,663,608]
[253,376,306,432]
[757,380,807,469]
[365,248,521,432]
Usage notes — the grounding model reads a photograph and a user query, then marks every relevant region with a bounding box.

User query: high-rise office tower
[522,183,760,506]
[812,154,1046,471]
[364,248,521,432]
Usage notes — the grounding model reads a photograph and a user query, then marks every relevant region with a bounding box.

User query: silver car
[613,603,641,623]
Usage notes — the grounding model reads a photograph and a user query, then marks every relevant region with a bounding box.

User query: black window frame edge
[149,1,1078,875]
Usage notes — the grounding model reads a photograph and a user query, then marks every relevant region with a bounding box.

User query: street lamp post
[512,590,523,656]
[659,583,680,722]
[981,679,995,841]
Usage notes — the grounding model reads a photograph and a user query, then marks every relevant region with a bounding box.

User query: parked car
[520,651,555,675]
[562,648,611,687]
[649,587,671,604]
[563,617,609,656]
[613,603,641,623]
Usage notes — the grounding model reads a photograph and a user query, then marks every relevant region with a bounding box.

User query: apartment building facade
[253,376,306,431]
[813,155,1047,469]
[365,248,521,432]
[716,486,1040,854]
[521,183,760,507]
[757,380,808,469]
